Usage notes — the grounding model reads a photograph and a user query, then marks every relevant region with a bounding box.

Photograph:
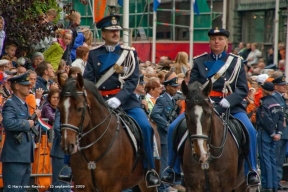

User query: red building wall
[132,41,232,63]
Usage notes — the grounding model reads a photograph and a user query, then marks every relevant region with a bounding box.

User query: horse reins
[188,98,230,192]
[60,88,121,192]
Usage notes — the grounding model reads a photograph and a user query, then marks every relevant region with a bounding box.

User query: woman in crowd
[31,52,44,69]
[145,77,163,115]
[41,88,60,126]
[174,51,190,74]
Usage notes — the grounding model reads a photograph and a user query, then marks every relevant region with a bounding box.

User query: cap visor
[276,82,287,85]
[104,26,122,30]
[18,82,31,85]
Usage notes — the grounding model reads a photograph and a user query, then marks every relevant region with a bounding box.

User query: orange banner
[94,0,107,23]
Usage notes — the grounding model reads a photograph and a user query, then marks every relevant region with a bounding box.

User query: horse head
[182,80,213,163]
[58,73,92,154]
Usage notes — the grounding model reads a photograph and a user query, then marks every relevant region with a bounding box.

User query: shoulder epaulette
[120,45,135,51]
[229,53,242,59]
[90,44,103,51]
[193,52,208,59]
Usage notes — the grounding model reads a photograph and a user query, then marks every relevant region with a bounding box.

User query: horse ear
[181,80,188,97]
[202,79,212,97]
[57,72,66,89]
[76,73,84,88]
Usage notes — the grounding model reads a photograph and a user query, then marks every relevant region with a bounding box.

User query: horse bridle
[188,98,229,162]
[60,88,112,144]
[60,89,90,138]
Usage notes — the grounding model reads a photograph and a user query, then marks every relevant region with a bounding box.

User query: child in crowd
[63,11,81,65]
[71,46,89,74]
[45,9,57,24]
[0,16,5,57]
[43,29,73,71]
[82,28,93,47]
[2,44,17,67]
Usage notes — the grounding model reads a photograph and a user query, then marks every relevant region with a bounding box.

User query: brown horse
[58,74,159,192]
[181,80,247,192]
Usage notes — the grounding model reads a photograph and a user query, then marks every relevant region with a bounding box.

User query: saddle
[115,109,144,153]
[172,113,250,159]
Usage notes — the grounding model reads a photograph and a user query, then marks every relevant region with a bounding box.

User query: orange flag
[94,0,107,23]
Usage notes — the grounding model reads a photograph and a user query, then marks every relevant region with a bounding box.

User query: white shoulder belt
[95,49,130,88]
[203,55,241,93]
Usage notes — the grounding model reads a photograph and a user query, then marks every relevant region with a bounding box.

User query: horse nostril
[68,144,74,152]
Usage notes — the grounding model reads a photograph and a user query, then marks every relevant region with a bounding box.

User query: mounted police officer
[150,71,180,192]
[257,81,284,192]
[271,74,288,191]
[162,27,260,186]
[1,72,41,192]
[83,15,160,187]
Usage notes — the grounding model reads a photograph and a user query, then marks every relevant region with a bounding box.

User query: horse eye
[77,107,84,113]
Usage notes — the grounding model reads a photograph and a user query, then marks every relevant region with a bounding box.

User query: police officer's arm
[150,98,170,128]
[115,51,139,103]
[259,106,277,136]
[83,50,96,82]
[276,108,285,135]
[2,100,31,131]
[223,62,248,108]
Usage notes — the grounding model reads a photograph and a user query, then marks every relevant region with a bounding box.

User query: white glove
[219,98,230,108]
[107,97,121,109]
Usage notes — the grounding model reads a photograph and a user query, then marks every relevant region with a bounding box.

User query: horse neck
[80,96,116,154]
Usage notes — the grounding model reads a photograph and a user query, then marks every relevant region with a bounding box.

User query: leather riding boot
[161,172,182,185]
[58,173,72,183]
[247,171,260,186]
[145,170,160,188]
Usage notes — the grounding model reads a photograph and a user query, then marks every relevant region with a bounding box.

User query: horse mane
[60,77,108,108]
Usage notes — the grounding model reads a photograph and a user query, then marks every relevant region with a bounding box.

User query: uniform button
[98,63,100,66]
[106,95,109,97]
[224,78,226,80]
[205,68,208,70]
[117,86,119,88]
[103,87,105,89]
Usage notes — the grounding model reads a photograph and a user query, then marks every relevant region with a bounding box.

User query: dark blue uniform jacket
[256,95,284,136]
[190,52,248,114]
[83,44,140,110]
[1,95,34,163]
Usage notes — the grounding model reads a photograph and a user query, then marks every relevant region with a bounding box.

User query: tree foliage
[0,0,62,56]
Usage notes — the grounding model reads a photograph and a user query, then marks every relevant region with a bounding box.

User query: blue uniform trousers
[126,107,155,169]
[257,129,278,189]
[167,113,185,175]
[167,112,257,176]
[2,162,31,192]
[52,157,72,191]
[275,139,288,183]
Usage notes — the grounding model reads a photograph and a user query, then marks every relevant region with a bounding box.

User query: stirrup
[161,167,175,184]
[145,169,160,188]
[246,170,261,187]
